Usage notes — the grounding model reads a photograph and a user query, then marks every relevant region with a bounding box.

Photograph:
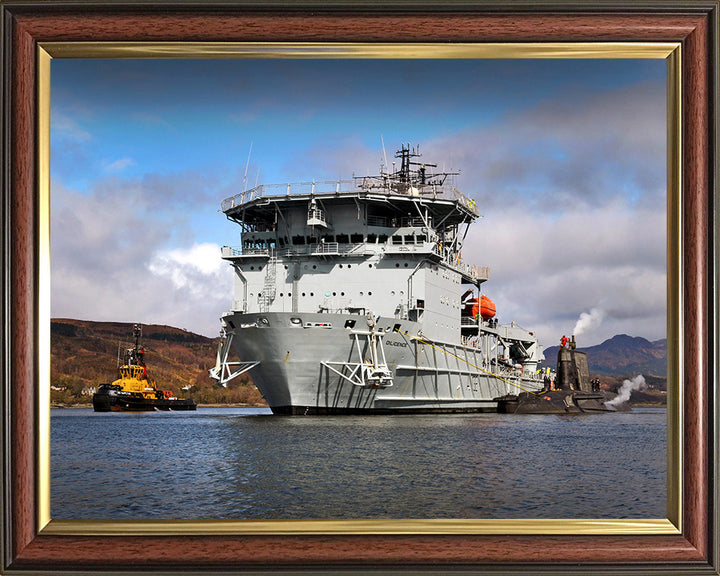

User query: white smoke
[573,307,605,336]
[605,374,647,407]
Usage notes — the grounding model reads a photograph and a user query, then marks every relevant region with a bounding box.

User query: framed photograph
[1,1,717,574]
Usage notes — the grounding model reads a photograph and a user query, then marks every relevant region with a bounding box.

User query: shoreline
[50,402,666,410]
[51,403,269,409]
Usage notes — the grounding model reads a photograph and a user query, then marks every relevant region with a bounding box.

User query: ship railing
[221,178,480,213]
[307,207,327,226]
[221,246,270,258]
[447,262,489,281]
[431,244,490,281]
[222,180,359,211]
[452,189,480,216]
[312,241,339,254]
[274,243,370,258]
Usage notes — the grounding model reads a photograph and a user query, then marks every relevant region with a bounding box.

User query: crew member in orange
[560,335,569,348]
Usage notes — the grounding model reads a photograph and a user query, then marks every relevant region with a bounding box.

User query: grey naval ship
[210,144,547,414]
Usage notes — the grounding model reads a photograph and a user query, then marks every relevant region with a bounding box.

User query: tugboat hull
[93,386,197,412]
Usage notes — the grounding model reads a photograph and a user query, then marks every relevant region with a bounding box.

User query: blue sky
[51,57,666,346]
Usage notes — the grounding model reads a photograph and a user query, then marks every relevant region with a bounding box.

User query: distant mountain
[541,334,667,378]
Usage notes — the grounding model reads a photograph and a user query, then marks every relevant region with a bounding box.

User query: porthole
[395,263,400,268]
[302,292,306,297]
[310,292,314,297]
[404,263,408,267]
[250,266,255,270]
[341,292,345,296]
[339,264,343,268]
[391,291,396,296]
[347,265,351,269]
[360,291,364,296]
[368,291,373,296]
[368,264,372,268]
[312,265,317,269]
[333,292,337,296]
[280,293,284,297]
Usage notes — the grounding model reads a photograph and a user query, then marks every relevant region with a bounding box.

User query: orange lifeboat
[479,295,496,320]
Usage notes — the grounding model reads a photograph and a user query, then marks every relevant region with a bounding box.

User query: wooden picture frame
[1,1,717,573]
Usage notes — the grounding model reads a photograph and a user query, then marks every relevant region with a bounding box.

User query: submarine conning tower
[557,335,592,392]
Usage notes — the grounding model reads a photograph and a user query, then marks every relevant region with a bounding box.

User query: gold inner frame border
[36,41,682,537]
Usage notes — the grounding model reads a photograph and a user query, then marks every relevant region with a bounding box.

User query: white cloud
[52,112,92,142]
[148,243,228,293]
[104,157,136,173]
[461,201,666,347]
[51,179,234,337]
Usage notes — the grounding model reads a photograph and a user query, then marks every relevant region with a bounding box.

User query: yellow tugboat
[93,324,197,412]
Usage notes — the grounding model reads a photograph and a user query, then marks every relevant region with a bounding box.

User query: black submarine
[496,335,630,414]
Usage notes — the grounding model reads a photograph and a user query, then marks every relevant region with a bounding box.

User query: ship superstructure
[211,144,546,414]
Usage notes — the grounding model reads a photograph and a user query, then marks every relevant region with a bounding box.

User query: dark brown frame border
[1,2,717,574]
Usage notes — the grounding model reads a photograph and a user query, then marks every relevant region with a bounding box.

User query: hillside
[541,334,667,378]
[50,319,265,406]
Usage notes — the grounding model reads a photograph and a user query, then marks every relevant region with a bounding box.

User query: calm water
[51,407,666,519]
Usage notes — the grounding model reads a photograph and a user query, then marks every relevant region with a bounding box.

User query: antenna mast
[242,142,253,191]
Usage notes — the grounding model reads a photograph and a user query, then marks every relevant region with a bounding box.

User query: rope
[395,329,543,396]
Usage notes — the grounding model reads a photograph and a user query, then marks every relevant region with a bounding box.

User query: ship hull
[93,387,197,412]
[224,312,543,414]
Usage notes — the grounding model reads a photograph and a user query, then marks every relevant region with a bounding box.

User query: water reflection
[51,407,666,519]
